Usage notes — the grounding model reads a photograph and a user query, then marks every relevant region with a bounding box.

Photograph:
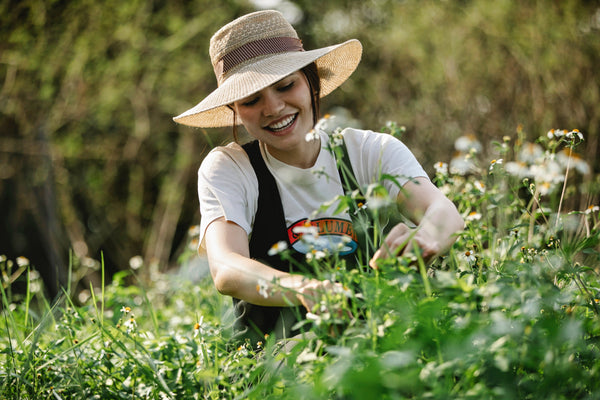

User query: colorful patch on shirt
[287,218,358,256]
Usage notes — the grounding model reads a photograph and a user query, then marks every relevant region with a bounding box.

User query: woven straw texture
[173,10,362,128]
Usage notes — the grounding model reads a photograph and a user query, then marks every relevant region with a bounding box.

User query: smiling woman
[173,10,464,344]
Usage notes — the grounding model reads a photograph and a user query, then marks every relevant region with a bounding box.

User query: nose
[262,89,285,117]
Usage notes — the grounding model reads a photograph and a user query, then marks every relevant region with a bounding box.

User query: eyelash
[278,81,295,92]
[241,81,295,107]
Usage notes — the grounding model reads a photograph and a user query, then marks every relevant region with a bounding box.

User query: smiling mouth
[265,114,297,132]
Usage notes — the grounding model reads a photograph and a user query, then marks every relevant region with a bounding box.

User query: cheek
[234,107,257,126]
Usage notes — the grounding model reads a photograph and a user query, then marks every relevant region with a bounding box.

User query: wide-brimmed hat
[173,10,362,128]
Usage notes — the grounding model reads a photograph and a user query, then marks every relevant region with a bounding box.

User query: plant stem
[555,146,572,229]
[415,242,432,297]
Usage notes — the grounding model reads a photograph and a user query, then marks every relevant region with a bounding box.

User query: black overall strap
[232,140,305,344]
[243,140,293,270]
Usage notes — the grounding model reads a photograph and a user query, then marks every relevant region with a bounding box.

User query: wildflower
[314,113,333,132]
[193,316,204,338]
[505,161,531,178]
[293,221,319,238]
[267,241,288,256]
[236,344,249,357]
[454,134,482,153]
[332,284,353,298]
[305,129,319,142]
[434,161,448,175]
[473,180,485,193]
[585,205,599,215]
[124,316,137,334]
[120,306,131,314]
[0,255,6,263]
[188,237,200,251]
[489,158,503,171]
[556,149,590,175]
[466,211,482,221]
[306,312,323,326]
[530,160,564,186]
[331,131,344,147]
[450,153,477,175]
[336,235,353,252]
[463,250,476,264]
[16,256,29,267]
[365,183,391,209]
[518,142,544,164]
[566,129,584,141]
[353,201,368,216]
[537,181,553,196]
[256,279,269,298]
[188,225,201,237]
[294,221,329,249]
[129,255,143,270]
[306,249,327,261]
[547,129,567,139]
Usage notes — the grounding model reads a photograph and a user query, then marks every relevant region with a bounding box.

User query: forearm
[415,196,464,254]
[204,218,328,309]
[370,179,464,267]
[208,249,313,307]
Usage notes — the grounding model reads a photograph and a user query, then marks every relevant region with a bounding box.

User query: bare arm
[204,217,338,311]
[370,177,464,267]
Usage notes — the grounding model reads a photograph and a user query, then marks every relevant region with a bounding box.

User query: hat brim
[173,39,362,128]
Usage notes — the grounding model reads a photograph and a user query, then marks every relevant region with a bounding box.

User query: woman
[174,10,464,343]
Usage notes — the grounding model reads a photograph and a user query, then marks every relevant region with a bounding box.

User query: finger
[400,237,440,259]
[369,234,409,268]
[369,248,383,268]
[387,223,410,237]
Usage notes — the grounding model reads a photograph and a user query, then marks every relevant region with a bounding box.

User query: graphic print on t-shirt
[287,218,358,256]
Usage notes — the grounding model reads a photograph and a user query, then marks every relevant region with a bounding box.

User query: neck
[265,137,321,168]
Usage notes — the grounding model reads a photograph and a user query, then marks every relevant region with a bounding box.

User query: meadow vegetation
[1,122,599,399]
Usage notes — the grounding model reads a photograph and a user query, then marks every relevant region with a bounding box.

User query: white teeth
[268,115,295,131]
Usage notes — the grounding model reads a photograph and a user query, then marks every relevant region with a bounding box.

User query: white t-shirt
[197,128,428,253]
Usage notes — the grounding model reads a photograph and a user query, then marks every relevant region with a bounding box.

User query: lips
[265,114,297,132]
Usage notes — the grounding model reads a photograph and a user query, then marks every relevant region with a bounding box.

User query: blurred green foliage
[1,0,598,290]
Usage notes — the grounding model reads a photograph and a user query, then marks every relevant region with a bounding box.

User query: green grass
[1,125,599,399]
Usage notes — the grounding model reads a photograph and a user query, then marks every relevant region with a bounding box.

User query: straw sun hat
[173,10,363,128]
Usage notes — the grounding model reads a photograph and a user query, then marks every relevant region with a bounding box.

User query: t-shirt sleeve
[342,128,429,199]
[197,144,258,246]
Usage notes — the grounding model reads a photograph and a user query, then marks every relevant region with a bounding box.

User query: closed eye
[277,81,295,92]
[241,96,259,107]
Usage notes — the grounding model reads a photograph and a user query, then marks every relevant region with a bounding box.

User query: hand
[369,223,441,269]
[296,279,345,313]
[297,279,353,337]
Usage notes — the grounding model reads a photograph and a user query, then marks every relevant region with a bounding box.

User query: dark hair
[231,62,321,143]
[302,62,321,126]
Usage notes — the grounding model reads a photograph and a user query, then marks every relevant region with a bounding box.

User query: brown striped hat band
[214,37,304,84]
[173,10,362,128]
